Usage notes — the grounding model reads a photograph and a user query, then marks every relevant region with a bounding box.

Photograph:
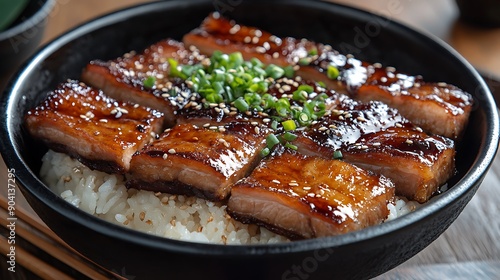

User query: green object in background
[0,0,30,31]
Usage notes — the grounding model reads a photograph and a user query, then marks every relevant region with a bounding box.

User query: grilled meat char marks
[295,96,455,203]
[82,39,206,126]
[25,81,164,174]
[183,13,473,139]
[227,147,395,239]
[128,122,271,201]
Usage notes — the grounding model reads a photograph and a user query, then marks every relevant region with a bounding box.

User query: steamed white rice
[40,150,418,244]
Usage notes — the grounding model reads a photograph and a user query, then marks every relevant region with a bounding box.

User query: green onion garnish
[282,120,297,131]
[333,150,343,159]
[327,65,339,80]
[234,97,249,112]
[143,76,156,89]
[260,147,270,157]
[282,132,298,142]
[266,134,280,149]
[285,142,298,150]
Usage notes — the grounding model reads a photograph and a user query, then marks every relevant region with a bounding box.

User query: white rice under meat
[40,150,419,245]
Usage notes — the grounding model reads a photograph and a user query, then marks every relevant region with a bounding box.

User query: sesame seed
[282,85,291,91]
[99,119,108,123]
[133,103,140,108]
[162,154,168,160]
[252,37,259,44]
[192,137,199,141]
[361,145,369,149]
[416,127,423,132]
[168,149,176,154]
[110,109,117,114]
[289,182,299,187]
[303,186,311,190]
[357,116,367,122]
[272,180,281,184]
[386,66,396,72]
[219,127,226,132]
[339,116,345,120]
[209,126,218,130]
[373,62,382,68]
[256,46,266,53]
[214,107,221,113]
[272,52,280,59]
[329,124,337,129]
[254,127,260,134]
[318,126,328,132]
[203,123,210,127]
[307,193,315,197]
[263,118,271,123]
[437,82,448,87]
[396,123,403,128]
[405,139,414,145]
[373,142,381,147]
[251,121,259,126]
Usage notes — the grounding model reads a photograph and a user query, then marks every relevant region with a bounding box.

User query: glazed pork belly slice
[25,80,164,174]
[183,13,473,139]
[227,147,395,239]
[127,122,270,201]
[82,39,205,126]
[295,97,455,203]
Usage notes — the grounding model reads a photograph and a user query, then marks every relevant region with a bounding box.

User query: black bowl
[0,0,55,91]
[1,1,499,279]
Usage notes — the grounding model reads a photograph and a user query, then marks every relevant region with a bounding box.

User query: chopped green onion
[168,58,188,80]
[283,66,295,78]
[266,134,280,149]
[308,47,318,56]
[299,57,311,66]
[285,142,298,150]
[234,97,249,112]
[327,65,339,80]
[282,120,297,131]
[317,81,326,88]
[265,64,285,79]
[271,120,278,130]
[282,132,298,142]
[333,150,343,159]
[260,147,270,157]
[143,76,156,89]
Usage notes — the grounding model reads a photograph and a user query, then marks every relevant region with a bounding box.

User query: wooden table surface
[2,0,499,279]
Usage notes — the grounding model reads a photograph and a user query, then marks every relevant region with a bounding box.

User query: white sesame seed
[168,149,176,154]
[263,118,271,123]
[162,154,168,160]
[272,180,281,184]
[272,52,279,59]
[405,139,414,145]
[254,127,260,134]
[357,116,366,122]
[437,82,448,87]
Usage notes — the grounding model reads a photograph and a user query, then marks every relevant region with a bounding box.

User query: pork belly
[25,81,164,174]
[227,147,395,239]
[81,39,205,126]
[183,13,473,139]
[295,97,455,203]
[127,122,270,201]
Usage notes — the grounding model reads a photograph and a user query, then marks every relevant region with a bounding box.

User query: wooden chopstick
[0,196,125,279]
[0,234,73,280]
